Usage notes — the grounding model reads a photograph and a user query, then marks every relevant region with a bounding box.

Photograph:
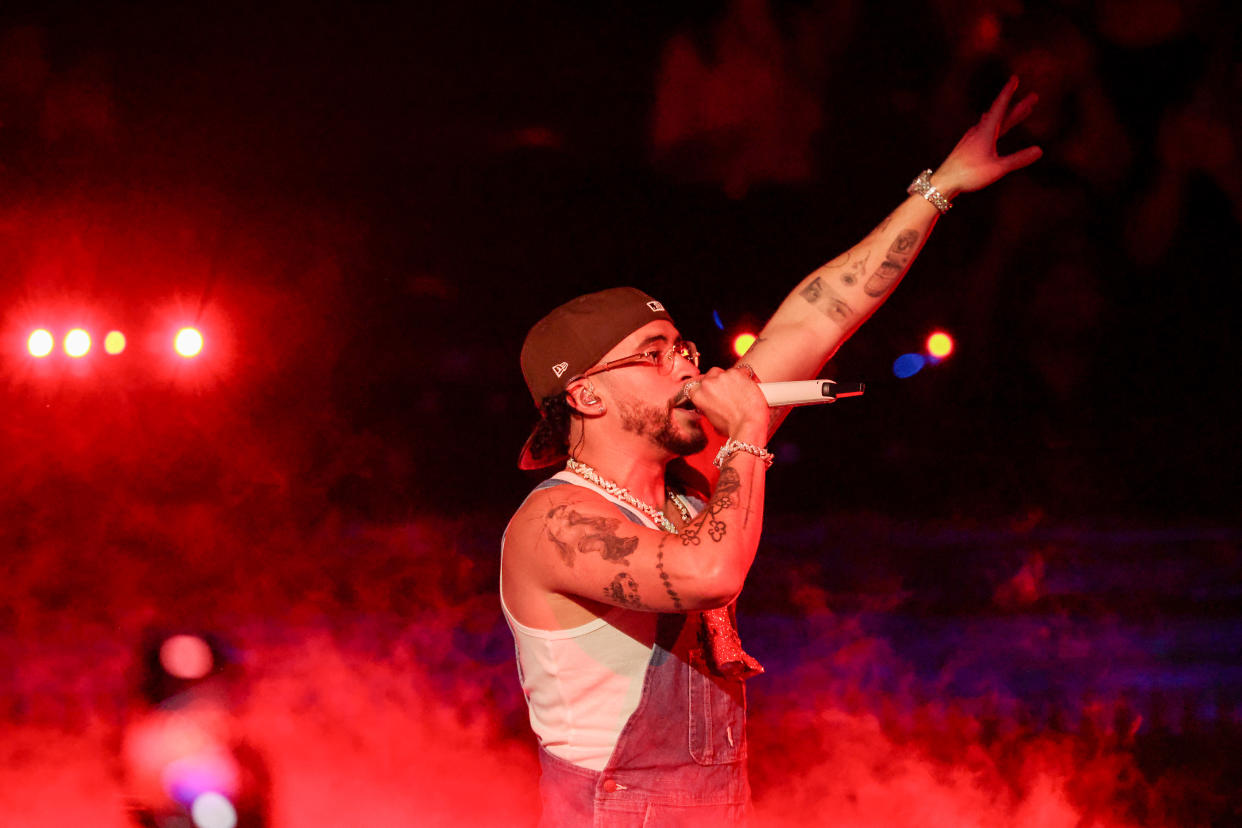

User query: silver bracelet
[907,169,952,214]
[713,438,775,469]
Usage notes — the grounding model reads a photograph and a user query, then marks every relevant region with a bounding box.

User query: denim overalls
[523,478,751,827]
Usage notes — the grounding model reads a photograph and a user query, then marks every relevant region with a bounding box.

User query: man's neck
[570,443,670,511]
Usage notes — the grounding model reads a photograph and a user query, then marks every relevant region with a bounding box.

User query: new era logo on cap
[520,287,674,422]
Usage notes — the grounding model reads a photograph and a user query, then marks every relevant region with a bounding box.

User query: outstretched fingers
[1001,92,1039,137]
[1000,144,1044,173]
[984,75,1021,134]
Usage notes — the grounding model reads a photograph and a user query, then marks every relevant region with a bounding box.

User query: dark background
[1,2,1240,825]
[2,0,1238,524]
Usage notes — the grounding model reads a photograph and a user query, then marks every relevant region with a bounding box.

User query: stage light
[733,332,757,357]
[64,328,91,357]
[175,328,203,358]
[105,330,127,355]
[927,331,954,359]
[893,353,925,378]
[163,753,242,810]
[160,635,214,680]
[28,329,54,357]
[191,792,238,828]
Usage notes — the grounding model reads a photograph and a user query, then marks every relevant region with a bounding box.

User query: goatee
[620,401,708,456]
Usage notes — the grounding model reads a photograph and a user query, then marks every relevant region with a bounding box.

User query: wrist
[928,169,963,201]
[714,437,775,469]
[729,420,768,446]
[908,169,954,213]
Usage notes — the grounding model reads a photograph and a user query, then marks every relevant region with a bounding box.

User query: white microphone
[759,379,864,406]
[674,379,864,409]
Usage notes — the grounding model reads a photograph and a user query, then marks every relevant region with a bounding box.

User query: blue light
[892,353,925,378]
[711,310,724,331]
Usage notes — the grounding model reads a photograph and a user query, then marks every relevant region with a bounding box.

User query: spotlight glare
[191,792,238,828]
[893,353,925,379]
[64,328,91,358]
[926,331,954,359]
[105,330,127,355]
[28,329,54,357]
[160,635,214,680]
[175,327,204,358]
[732,332,757,357]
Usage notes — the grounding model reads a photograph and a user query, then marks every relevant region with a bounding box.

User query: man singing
[502,77,1042,826]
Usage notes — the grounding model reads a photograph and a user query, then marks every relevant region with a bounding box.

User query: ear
[565,381,607,415]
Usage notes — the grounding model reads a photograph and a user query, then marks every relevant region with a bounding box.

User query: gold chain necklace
[566,458,687,534]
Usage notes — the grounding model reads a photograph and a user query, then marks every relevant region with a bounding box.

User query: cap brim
[517,426,567,471]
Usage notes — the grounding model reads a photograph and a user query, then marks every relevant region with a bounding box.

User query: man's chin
[663,413,709,457]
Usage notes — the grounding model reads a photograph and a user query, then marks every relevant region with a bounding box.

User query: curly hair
[527,393,577,463]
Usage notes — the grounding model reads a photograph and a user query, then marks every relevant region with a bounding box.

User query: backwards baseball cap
[518,286,673,469]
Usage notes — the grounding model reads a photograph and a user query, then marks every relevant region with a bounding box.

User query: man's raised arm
[739,77,1043,402]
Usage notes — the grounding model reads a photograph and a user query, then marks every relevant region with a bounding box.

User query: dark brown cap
[518,286,673,468]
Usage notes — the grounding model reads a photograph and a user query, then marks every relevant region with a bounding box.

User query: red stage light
[733,332,757,357]
[175,328,204,358]
[159,635,214,680]
[64,328,92,358]
[28,329,54,357]
[927,331,954,359]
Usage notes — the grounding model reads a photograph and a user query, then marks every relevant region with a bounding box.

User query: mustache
[671,382,697,411]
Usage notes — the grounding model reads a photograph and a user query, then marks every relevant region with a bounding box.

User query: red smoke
[2,505,1218,826]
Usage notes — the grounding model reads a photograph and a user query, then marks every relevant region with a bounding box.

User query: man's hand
[932,76,1043,200]
[684,366,769,444]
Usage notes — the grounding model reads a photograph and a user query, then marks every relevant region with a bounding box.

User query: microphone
[674,379,865,409]
[759,379,864,407]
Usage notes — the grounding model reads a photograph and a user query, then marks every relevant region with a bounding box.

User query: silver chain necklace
[566,458,688,534]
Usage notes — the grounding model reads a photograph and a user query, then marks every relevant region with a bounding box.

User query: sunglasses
[575,340,700,380]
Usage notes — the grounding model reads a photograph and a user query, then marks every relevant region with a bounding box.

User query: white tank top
[500,471,668,771]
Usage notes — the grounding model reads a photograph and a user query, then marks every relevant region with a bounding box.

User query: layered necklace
[566,458,691,533]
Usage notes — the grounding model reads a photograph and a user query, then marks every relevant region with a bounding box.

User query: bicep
[511,491,733,613]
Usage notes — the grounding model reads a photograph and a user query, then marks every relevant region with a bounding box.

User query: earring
[581,380,601,405]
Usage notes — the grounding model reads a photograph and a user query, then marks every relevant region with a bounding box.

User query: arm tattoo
[798,276,856,324]
[604,572,644,609]
[864,229,921,297]
[544,504,639,567]
[655,537,683,610]
[799,276,824,304]
[891,228,918,254]
[840,251,870,286]
[653,465,744,608]
[680,465,742,547]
